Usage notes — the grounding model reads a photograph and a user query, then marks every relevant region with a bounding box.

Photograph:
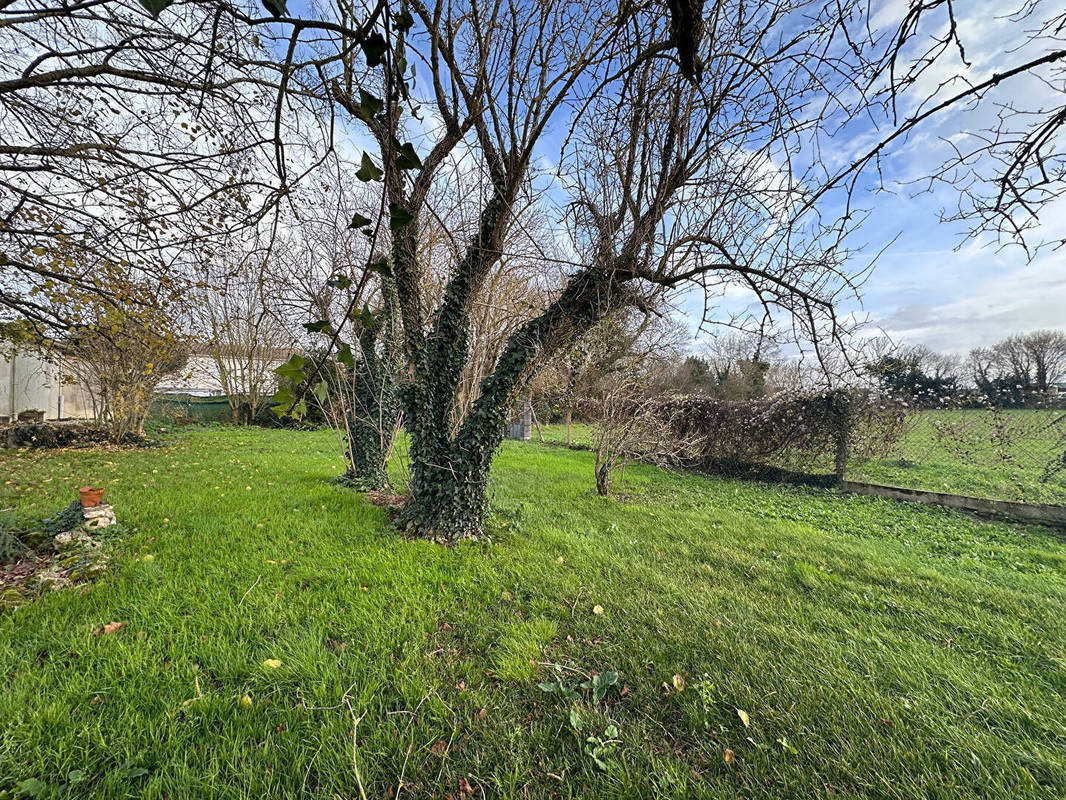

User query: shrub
[656,390,907,478]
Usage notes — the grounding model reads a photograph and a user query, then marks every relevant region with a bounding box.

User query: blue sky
[678,0,1066,357]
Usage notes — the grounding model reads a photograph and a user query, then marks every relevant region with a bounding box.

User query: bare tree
[0,0,312,333]
[1015,330,1066,393]
[589,375,689,497]
[195,243,295,423]
[969,329,1066,402]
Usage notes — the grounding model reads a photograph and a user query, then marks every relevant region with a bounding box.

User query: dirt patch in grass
[1,553,53,591]
[365,490,407,509]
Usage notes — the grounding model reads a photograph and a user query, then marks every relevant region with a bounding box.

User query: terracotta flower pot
[79,486,105,508]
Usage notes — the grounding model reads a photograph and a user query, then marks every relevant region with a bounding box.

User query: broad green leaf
[356,152,383,182]
[591,670,618,702]
[367,257,392,277]
[17,777,47,797]
[393,9,414,32]
[274,354,307,384]
[356,90,383,122]
[303,320,332,334]
[337,342,355,369]
[313,381,330,404]
[395,142,422,171]
[348,212,372,230]
[362,33,387,67]
[139,0,175,17]
[389,203,413,231]
[327,274,353,290]
[271,385,295,406]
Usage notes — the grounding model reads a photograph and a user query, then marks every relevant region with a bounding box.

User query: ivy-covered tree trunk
[339,278,402,490]
[398,267,626,540]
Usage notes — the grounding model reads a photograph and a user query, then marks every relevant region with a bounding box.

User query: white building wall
[1,351,96,422]
[2,348,288,422]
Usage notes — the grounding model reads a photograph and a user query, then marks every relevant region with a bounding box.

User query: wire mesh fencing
[533,390,1066,507]
[846,405,1066,505]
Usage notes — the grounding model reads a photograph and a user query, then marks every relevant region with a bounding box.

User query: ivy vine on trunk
[338,277,403,491]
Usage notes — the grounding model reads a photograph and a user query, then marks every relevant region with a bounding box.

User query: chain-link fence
[532,391,1066,507]
[846,406,1066,505]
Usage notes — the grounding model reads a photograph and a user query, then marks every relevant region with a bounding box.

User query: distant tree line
[865,331,1066,409]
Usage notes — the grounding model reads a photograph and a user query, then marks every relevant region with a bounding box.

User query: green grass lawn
[537,411,1066,504]
[2,427,1066,799]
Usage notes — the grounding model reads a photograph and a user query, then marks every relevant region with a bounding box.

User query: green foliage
[0,531,30,566]
[538,667,618,702]
[394,142,422,171]
[1,428,1065,797]
[336,342,355,369]
[360,33,387,67]
[354,90,382,123]
[273,354,307,385]
[137,0,175,18]
[387,203,413,230]
[348,213,371,230]
[355,153,383,182]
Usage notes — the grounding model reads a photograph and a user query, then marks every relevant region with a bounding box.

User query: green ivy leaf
[389,203,413,231]
[358,306,376,329]
[393,9,414,32]
[327,274,353,290]
[313,381,329,404]
[356,152,383,182]
[337,342,355,369]
[367,257,392,277]
[139,0,175,17]
[356,89,383,122]
[361,33,387,67]
[274,354,307,384]
[395,142,422,171]
[348,213,372,230]
[260,0,286,17]
[303,320,333,334]
[270,385,295,407]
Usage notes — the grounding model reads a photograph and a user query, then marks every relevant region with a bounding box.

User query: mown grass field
[537,409,1066,504]
[2,427,1066,799]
